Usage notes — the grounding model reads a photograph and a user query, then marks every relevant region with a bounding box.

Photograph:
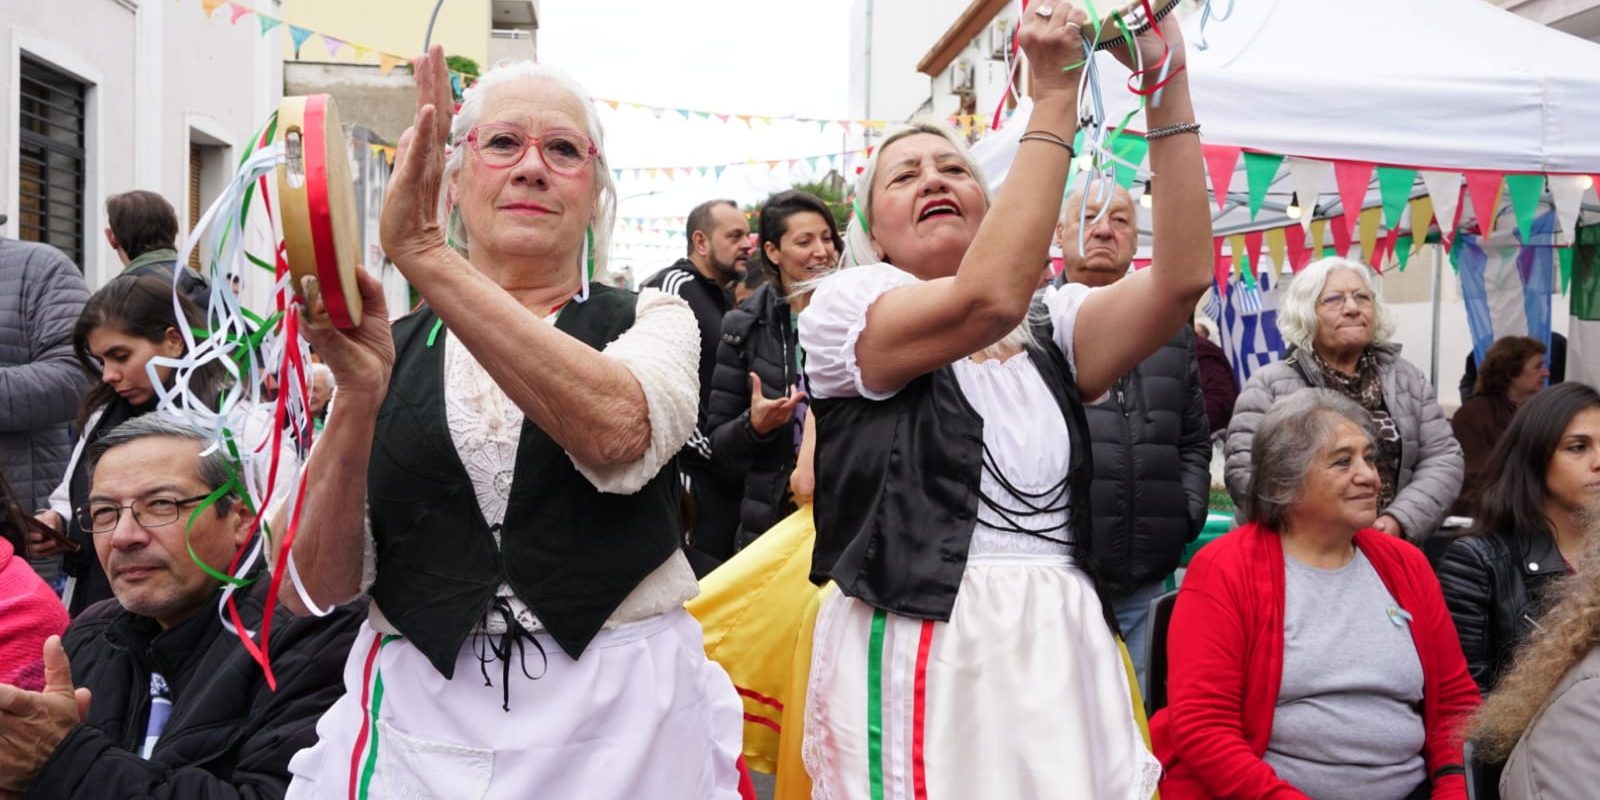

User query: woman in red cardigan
[1151,389,1479,799]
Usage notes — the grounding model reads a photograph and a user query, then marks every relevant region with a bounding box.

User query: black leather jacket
[1438,529,1569,692]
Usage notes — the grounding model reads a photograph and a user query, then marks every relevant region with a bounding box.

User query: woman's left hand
[379,45,456,271]
[1105,4,1187,81]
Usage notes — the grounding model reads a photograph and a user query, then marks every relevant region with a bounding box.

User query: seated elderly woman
[1153,389,1479,800]
[279,50,741,797]
[1470,508,1600,800]
[1440,382,1600,692]
[1226,257,1463,541]
[1450,335,1549,516]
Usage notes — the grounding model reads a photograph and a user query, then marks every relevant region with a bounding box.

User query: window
[18,55,88,269]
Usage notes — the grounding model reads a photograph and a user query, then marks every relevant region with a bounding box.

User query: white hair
[1275,256,1395,354]
[842,118,992,268]
[443,61,616,282]
[309,362,334,387]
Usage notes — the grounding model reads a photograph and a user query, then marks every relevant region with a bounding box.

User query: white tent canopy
[1165,0,1600,175]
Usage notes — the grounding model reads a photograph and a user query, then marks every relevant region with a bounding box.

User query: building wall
[848,0,972,124]
[2,0,281,288]
[281,0,491,69]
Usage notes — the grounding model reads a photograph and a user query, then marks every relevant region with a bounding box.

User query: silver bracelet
[1145,122,1201,140]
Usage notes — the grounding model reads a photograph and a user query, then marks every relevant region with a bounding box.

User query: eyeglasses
[77,494,212,534]
[464,124,598,173]
[1319,290,1376,310]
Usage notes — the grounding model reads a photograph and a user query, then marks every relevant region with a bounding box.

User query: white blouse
[798,264,1097,556]
[368,288,701,635]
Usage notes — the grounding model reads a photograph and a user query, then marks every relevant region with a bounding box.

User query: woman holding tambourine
[279,49,742,798]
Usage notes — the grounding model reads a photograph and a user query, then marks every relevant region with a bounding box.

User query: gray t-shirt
[1263,548,1427,800]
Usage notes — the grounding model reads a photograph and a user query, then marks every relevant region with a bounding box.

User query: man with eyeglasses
[0,413,363,800]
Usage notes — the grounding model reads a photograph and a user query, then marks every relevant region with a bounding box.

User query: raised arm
[1072,18,1214,400]
[849,6,1088,395]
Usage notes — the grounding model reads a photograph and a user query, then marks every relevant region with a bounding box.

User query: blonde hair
[443,61,616,280]
[1275,257,1395,354]
[1470,508,1600,761]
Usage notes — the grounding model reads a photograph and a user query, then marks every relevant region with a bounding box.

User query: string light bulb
[1139,179,1154,209]
[1285,192,1303,220]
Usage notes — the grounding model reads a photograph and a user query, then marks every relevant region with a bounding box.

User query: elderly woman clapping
[280,49,742,798]
[1226,257,1464,540]
[1153,390,1479,799]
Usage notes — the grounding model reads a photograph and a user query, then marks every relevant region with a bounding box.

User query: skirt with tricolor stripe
[283,608,744,800]
[802,553,1161,800]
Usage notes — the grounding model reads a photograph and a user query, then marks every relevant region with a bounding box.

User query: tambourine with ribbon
[1084,0,1183,51]
[275,94,363,329]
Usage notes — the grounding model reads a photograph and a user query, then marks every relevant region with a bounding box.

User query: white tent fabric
[1132,0,1600,174]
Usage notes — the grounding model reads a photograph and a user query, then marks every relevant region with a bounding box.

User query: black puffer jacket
[25,579,365,799]
[1438,529,1569,692]
[706,284,802,549]
[1083,325,1211,597]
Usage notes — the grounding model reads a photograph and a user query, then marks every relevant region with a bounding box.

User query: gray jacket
[0,239,89,510]
[1499,646,1600,800]
[1224,343,1463,537]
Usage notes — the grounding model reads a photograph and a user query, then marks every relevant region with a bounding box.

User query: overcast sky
[537,0,857,274]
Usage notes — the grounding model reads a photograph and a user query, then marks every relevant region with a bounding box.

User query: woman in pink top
[0,470,68,690]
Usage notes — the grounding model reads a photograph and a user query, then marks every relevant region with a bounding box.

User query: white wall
[848,0,973,124]
[1,0,281,289]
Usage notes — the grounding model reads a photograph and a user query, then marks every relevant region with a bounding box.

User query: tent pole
[1430,245,1444,389]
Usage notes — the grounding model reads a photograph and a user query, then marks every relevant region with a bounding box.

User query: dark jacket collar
[101,578,265,698]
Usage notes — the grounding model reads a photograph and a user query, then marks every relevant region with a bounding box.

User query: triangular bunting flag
[378,52,406,76]
[696,111,711,120]
[1396,235,1414,271]
[714,165,726,179]
[1266,227,1287,277]
[715,113,729,123]
[1419,170,1462,247]
[1202,145,1242,211]
[322,36,345,57]
[737,115,753,126]
[1110,133,1149,189]
[228,2,251,24]
[645,167,659,179]
[1242,151,1284,220]
[1309,218,1330,260]
[1212,237,1229,295]
[1228,235,1249,274]
[1330,215,1353,258]
[201,0,225,16]
[1408,197,1435,241]
[1378,225,1401,272]
[1504,174,1544,243]
[1284,223,1308,271]
[807,156,819,171]
[1358,208,1382,266]
[1375,167,1417,231]
[676,108,691,120]
[1558,246,1574,294]
[1287,157,1334,233]
[1550,175,1588,240]
[1244,230,1265,280]
[1333,161,1375,236]
[257,14,281,35]
[1463,170,1505,239]
[604,99,620,111]
[289,25,315,52]
[352,45,371,62]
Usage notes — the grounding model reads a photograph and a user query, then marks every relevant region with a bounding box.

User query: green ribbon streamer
[426,318,445,348]
[867,609,887,800]
[183,480,251,587]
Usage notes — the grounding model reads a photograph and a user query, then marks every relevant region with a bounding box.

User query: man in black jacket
[642,199,754,568]
[0,413,362,799]
[105,190,213,310]
[1054,184,1211,691]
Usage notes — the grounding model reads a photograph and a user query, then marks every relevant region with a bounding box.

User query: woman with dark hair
[1154,389,1478,799]
[705,190,841,549]
[1439,382,1600,692]
[29,275,224,615]
[1471,511,1600,800]
[1450,335,1549,516]
[0,468,69,690]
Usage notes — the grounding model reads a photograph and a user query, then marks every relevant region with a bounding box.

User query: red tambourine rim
[303,96,354,329]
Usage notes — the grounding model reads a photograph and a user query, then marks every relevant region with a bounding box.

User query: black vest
[367,285,683,677]
[809,310,1113,628]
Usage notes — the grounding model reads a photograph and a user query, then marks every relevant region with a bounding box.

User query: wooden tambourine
[1087,0,1182,51]
[276,94,362,329]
